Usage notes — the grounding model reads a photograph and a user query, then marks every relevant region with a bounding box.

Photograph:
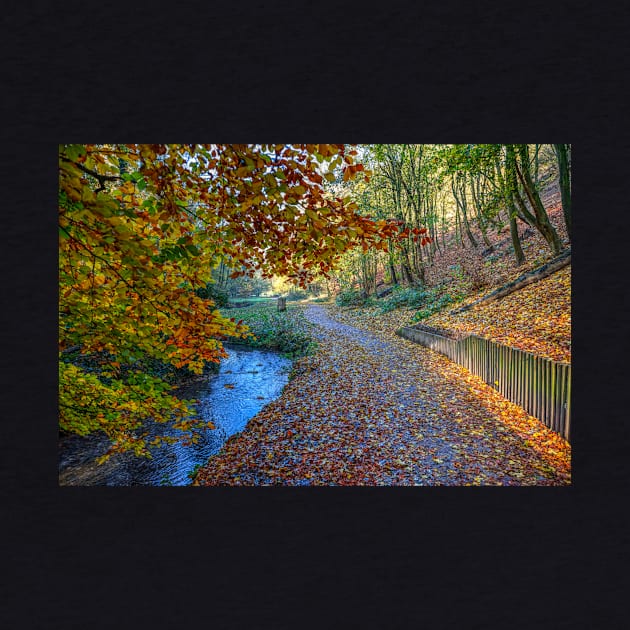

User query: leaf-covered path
[194,305,570,485]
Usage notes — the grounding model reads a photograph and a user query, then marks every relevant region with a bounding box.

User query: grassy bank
[221,302,316,359]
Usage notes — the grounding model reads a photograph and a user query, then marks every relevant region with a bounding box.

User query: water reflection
[58,344,291,486]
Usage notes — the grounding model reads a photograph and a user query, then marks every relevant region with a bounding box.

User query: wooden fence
[396,326,571,442]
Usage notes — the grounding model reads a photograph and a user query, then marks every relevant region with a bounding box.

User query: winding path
[194,305,571,485]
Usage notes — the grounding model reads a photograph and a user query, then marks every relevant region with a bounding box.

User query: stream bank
[58,344,291,486]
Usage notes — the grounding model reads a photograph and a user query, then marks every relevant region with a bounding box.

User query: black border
[3,1,629,628]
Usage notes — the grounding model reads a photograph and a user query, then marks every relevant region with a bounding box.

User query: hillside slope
[333,182,571,363]
[423,264,570,362]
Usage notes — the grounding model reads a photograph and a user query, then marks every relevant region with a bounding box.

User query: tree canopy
[59,144,398,458]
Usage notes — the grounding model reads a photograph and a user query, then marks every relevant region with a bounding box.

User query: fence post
[536,357,546,424]
[506,347,512,400]
[549,363,562,434]
[507,348,516,400]
[529,353,535,416]
[477,338,481,376]
[533,357,540,418]
[487,341,491,385]
[277,297,286,312]
[542,358,548,427]
[499,344,505,395]
[545,359,553,430]
[488,340,493,386]
[542,359,547,426]
[560,365,568,440]
[514,349,520,408]
[565,366,571,442]
[519,350,526,412]
[520,350,525,409]
[539,359,544,424]
[558,363,565,435]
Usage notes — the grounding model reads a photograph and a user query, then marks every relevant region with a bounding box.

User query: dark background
[1,1,628,628]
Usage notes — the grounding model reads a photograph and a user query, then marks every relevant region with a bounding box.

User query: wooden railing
[397,326,571,442]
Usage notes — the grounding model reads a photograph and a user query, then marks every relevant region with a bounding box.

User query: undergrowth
[374,283,467,321]
[221,302,316,359]
[335,289,376,308]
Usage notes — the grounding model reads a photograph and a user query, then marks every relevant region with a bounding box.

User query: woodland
[59,144,571,485]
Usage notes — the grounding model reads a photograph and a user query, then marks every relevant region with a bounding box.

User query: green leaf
[63,144,87,162]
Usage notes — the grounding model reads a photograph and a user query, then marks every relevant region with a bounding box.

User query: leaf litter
[194,304,570,486]
[426,266,571,363]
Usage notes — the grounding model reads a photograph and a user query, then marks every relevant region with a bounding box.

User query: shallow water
[58,344,291,486]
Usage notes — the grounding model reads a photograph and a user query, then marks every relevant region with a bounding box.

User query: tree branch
[60,156,124,192]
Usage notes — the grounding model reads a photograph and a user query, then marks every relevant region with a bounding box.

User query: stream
[58,344,292,486]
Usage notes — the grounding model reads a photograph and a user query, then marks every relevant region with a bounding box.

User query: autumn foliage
[59,144,399,458]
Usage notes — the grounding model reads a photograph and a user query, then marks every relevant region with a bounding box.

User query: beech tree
[59,144,398,459]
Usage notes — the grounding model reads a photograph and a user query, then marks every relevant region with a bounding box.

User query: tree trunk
[554,143,571,240]
[454,199,463,247]
[415,238,425,283]
[399,239,414,284]
[388,257,399,285]
[509,213,525,265]
[460,189,478,249]
[504,145,537,228]
[515,144,563,255]
[469,173,493,249]
[495,155,525,265]
[441,200,448,250]
[452,175,478,248]
[428,200,440,254]
[402,263,414,285]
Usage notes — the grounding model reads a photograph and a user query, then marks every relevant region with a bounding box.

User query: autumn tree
[59,144,398,459]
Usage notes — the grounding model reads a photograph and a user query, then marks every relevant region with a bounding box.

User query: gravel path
[194,305,570,486]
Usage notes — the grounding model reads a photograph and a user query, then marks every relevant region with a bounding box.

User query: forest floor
[194,303,570,486]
